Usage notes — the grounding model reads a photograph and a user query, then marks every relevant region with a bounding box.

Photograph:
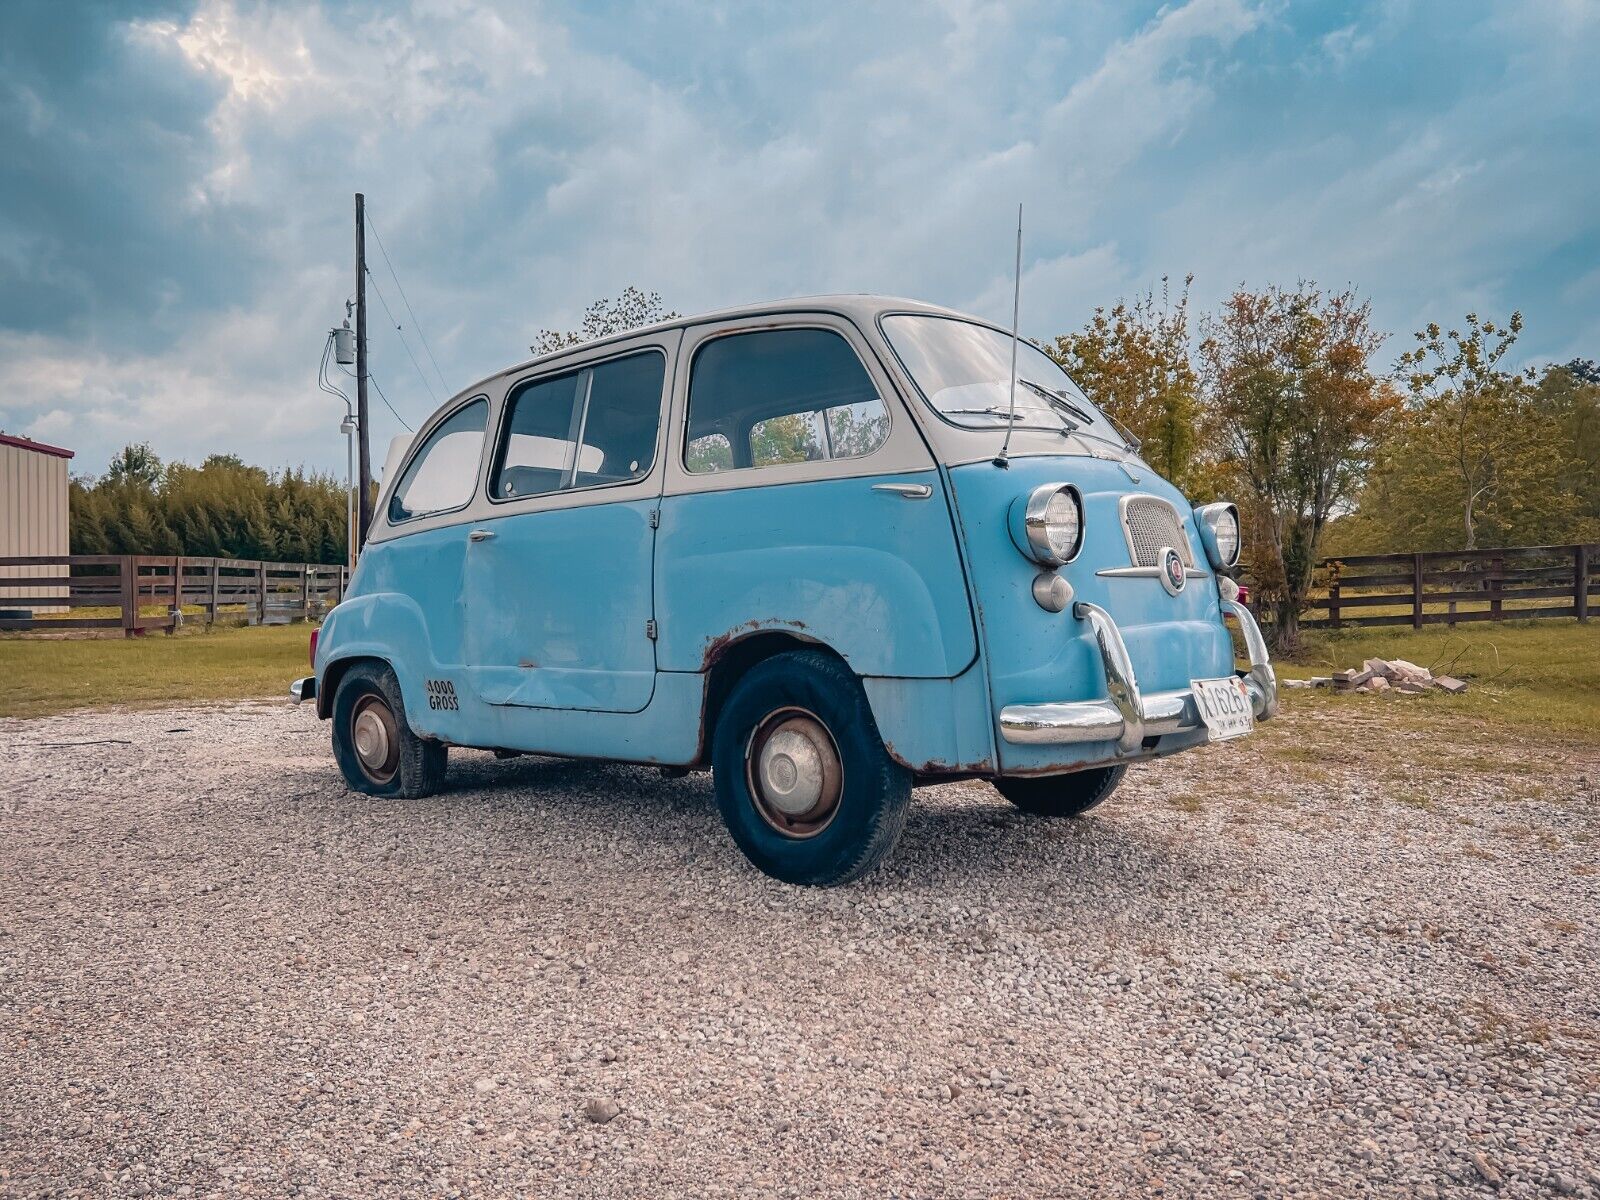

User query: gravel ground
[2,697,1597,1198]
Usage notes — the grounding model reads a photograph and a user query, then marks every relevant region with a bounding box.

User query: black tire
[993,765,1126,818]
[331,662,447,799]
[712,650,911,886]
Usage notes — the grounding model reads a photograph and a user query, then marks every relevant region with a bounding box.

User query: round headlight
[1195,502,1241,569]
[1014,483,1084,566]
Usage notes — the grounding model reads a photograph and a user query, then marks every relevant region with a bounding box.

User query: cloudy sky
[2,0,1597,478]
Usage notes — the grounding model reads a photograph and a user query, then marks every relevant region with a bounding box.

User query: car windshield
[880,313,1123,444]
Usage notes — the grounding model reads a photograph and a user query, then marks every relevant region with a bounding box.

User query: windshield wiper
[1018,377,1145,453]
[1018,378,1093,425]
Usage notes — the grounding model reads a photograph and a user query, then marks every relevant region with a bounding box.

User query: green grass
[3,612,1596,744]
[0,624,313,718]
[1274,618,1600,740]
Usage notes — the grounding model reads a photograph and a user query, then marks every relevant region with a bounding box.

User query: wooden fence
[1294,543,1597,630]
[0,555,348,635]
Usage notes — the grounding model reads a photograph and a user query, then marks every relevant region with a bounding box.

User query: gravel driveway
[2,698,1597,1198]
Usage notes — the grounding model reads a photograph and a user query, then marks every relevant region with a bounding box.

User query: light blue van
[293,296,1275,885]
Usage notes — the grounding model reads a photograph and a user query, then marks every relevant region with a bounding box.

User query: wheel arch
[698,631,848,767]
[317,654,392,720]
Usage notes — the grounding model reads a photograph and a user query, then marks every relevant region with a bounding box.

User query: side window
[387,398,488,523]
[684,328,889,474]
[493,350,665,499]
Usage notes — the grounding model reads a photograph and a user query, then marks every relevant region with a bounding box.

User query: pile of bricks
[1286,659,1468,695]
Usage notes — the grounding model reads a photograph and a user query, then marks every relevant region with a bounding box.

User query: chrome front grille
[1121,495,1194,567]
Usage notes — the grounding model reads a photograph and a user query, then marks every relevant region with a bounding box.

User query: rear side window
[387,398,488,523]
[493,351,665,499]
[684,328,888,473]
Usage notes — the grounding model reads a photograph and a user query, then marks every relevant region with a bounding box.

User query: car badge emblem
[1159,546,1185,596]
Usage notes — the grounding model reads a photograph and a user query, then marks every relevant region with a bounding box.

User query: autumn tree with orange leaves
[1051,276,1202,492]
[1198,284,1399,651]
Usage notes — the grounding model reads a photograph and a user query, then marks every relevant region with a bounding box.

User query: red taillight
[1236,584,1250,605]
[309,628,319,668]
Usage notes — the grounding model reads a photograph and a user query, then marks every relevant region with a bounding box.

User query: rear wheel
[331,662,447,798]
[994,765,1125,818]
[712,650,911,886]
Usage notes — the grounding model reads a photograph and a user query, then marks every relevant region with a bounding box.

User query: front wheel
[993,765,1126,818]
[331,662,448,799]
[712,650,911,886]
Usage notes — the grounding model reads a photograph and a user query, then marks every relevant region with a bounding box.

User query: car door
[461,334,677,713]
[655,315,977,679]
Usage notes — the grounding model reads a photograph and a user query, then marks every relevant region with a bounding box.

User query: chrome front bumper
[290,676,316,704]
[998,599,1276,750]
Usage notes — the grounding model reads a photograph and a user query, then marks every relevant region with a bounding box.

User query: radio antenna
[993,202,1023,468]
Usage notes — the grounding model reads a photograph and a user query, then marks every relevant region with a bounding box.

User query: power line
[365,266,439,407]
[340,362,414,432]
[317,332,349,404]
[365,211,451,395]
[367,374,414,433]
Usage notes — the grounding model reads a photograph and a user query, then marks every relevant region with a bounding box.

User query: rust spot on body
[699,619,813,671]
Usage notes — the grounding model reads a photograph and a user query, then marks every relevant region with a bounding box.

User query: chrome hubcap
[350,695,400,784]
[746,708,842,839]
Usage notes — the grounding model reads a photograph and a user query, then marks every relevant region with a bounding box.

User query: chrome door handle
[468,529,496,543]
[871,482,933,500]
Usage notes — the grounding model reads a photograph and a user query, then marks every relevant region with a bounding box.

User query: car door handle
[468,529,496,543]
[871,482,933,500]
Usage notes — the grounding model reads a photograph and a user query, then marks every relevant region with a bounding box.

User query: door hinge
[645,619,658,640]
[648,507,660,529]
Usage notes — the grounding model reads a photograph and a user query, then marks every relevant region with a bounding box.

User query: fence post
[302,563,312,622]
[1490,555,1503,621]
[208,558,219,626]
[1328,572,1341,630]
[1412,554,1424,629]
[119,555,137,637]
[258,561,268,625]
[168,555,182,634]
[1578,544,1590,623]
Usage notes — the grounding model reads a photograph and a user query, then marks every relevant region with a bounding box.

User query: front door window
[683,328,889,474]
[493,350,665,499]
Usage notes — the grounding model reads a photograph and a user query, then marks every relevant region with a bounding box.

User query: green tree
[1535,361,1600,534]
[104,442,165,488]
[1051,275,1202,490]
[1200,283,1398,651]
[70,445,348,562]
[1361,313,1589,550]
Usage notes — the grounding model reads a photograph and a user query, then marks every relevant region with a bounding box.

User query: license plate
[1192,676,1255,741]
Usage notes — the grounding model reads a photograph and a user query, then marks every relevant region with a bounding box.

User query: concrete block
[1389,658,1433,684]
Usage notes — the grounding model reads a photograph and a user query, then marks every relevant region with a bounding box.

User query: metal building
[1,433,75,614]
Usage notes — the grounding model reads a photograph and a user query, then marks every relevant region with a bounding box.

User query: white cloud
[5,0,1597,478]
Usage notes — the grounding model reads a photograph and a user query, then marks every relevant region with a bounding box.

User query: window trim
[486,345,670,508]
[680,325,892,477]
[385,394,491,527]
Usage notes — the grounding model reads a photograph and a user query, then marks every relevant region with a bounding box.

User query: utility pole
[354,192,373,545]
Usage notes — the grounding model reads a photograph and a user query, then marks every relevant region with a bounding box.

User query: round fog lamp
[1032,572,1074,612]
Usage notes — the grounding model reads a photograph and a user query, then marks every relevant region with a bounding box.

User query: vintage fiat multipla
[293,295,1275,885]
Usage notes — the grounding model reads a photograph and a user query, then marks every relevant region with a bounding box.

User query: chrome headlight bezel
[1010,483,1085,567]
[1194,501,1241,570]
